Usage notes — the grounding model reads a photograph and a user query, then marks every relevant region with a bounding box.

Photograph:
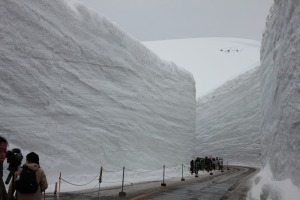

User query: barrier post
[227,160,229,170]
[119,167,126,197]
[161,165,166,186]
[195,163,198,178]
[54,182,57,195]
[58,172,61,200]
[181,164,185,181]
[210,162,213,175]
[221,158,224,172]
[98,166,103,198]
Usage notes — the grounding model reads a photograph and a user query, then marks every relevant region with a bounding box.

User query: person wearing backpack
[8,152,48,200]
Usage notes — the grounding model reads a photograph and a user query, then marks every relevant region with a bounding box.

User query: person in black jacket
[190,160,195,174]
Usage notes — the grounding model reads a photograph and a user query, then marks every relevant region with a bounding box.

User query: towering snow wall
[260,0,300,186]
[195,67,261,166]
[0,0,196,180]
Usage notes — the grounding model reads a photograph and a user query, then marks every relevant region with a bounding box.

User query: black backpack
[15,165,38,193]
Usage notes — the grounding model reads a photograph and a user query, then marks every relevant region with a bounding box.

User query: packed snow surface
[0,0,196,190]
[195,67,261,167]
[248,1,300,199]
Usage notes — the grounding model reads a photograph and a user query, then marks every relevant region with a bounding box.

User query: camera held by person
[5,148,23,184]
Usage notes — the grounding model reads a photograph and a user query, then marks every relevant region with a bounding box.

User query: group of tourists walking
[190,156,224,175]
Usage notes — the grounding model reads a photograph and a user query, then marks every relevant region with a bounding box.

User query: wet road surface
[138,167,256,200]
[46,166,258,200]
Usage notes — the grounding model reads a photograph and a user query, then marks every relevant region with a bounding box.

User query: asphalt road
[46,166,259,200]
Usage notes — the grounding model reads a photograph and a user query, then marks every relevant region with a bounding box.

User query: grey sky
[77,0,273,41]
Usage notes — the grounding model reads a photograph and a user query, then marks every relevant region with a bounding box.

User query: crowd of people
[0,135,48,200]
[189,156,224,175]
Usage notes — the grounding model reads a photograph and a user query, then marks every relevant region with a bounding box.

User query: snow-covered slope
[195,67,262,166]
[248,1,300,199]
[0,0,196,184]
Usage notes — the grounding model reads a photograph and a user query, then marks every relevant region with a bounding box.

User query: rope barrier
[55,160,226,198]
[165,171,183,178]
[126,166,163,173]
[91,183,100,190]
[60,174,99,186]
[103,168,123,173]
[166,165,181,169]
[102,180,122,184]
[57,163,202,196]
[124,181,134,185]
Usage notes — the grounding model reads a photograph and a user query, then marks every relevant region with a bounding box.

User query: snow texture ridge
[247,1,300,199]
[260,0,300,186]
[195,67,262,166]
[0,0,196,184]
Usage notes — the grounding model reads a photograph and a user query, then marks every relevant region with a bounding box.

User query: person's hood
[24,162,40,171]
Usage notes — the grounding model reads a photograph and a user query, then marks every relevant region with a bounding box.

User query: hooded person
[8,152,48,200]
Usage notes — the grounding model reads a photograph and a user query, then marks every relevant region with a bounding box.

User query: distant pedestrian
[216,157,220,170]
[0,136,8,200]
[190,160,195,174]
[212,158,216,170]
[219,158,224,171]
[204,157,211,172]
[8,152,48,200]
[195,157,201,174]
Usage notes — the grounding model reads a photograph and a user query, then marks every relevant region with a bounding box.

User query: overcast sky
[77,0,273,41]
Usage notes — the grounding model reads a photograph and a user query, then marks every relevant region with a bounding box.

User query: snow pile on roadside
[248,163,300,200]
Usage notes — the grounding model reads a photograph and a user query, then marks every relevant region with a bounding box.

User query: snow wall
[195,67,262,166]
[0,0,196,181]
[259,0,300,186]
[247,1,300,199]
